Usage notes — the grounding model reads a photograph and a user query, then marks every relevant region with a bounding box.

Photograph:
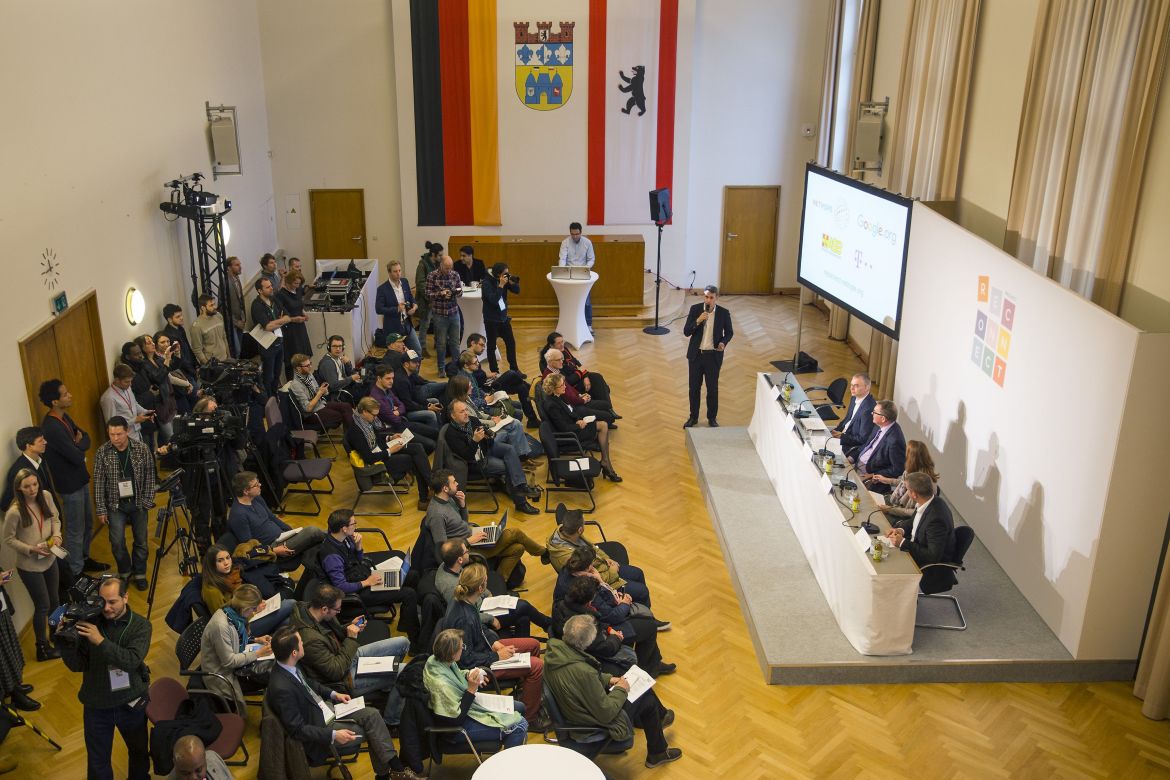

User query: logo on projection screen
[972,275,1015,387]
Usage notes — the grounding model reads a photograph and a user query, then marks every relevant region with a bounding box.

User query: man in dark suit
[1,427,55,509]
[886,472,957,593]
[849,399,906,492]
[683,285,734,428]
[265,626,422,780]
[832,373,877,460]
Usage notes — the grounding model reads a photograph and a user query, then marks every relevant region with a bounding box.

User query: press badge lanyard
[117,449,135,500]
[102,613,135,692]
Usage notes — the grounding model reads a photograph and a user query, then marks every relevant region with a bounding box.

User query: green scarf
[423,656,522,730]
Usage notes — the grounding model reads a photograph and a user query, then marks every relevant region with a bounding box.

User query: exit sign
[51,291,68,315]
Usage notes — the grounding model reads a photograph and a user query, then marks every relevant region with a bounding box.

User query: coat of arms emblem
[515,21,574,110]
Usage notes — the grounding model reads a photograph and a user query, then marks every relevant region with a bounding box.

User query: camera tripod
[146,470,200,618]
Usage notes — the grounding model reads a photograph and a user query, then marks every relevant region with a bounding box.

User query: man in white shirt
[885,472,956,589]
[558,221,596,328]
[99,365,153,442]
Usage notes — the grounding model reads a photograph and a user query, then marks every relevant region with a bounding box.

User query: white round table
[546,271,598,347]
[472,743,604,779]
[458,284,488,343]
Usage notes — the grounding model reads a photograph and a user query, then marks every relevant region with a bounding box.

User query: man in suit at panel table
[683,285,734,429]
[832,373,877,460]
[848,399,906,494]
[885,471,957,593]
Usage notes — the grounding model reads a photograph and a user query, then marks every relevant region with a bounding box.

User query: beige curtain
[1004,0,1170,313]
[870,0,980,396]
[814,0,883,340]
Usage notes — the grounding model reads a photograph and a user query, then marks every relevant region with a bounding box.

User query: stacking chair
[539,420,602,513]
[915,525,976,630]
[542,687,634,759]
[147,676,250,766]
[804,376,849,422]
[341,439,410,516]
[279,445,335,516]
[278,386,343,459]
[434,423,499,514]
[265,395,322,457]
[422,677,508,770]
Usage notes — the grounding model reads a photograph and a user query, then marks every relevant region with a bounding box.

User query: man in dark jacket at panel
[885,472,957,593]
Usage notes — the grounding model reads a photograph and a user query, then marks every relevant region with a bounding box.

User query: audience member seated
[540,332,614,406]
[226,471,325,572]
[555,549,674,676]
[188,294,230,366]
[447,373,540,462]
[540,373,622,483]
[318,509,421,651]
[884,472,957,592]
[423,628,529,750]
[831,373,876,459]
[847,399,907,494]
[200,584,274,715]
[1,427,54,509]
[540,348,617,424]
[201,544,295,635]
[369,365,437,453]
[346,397,433,511]
[99,366,152,442]
[454,333,538,426]
[2,467,63,661]
[266,626,422,780]
[874,440,940,519]
[288,353,354,430]
[289,584,410,724]
[545,614,682,769]
[317,335,364,402]
[167,734,233,780]
[443,401,541,514]
[425,470,546,580]
[551,578,638,676]
[434,539,550,637]
[437,564,550,731]
[547,503,652,607]
[391,353,445,428]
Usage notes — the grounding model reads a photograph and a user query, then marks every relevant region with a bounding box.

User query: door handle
[726,233,738,239]
[351,235,363,241]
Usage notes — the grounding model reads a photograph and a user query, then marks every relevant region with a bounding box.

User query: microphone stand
[643,221,669,336]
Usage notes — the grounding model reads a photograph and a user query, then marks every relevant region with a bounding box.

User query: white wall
[257,0,403,270]
[0,0,276,620]
[895,204,1170,659]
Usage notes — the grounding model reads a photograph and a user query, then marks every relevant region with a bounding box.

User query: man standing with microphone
[683,285,733,428]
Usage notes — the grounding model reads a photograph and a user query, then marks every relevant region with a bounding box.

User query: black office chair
[539,421,601,513]
[433,423,499,514]
[805,376,849,422]
[542,687,634,759]
[341,439,410,516]
[915,525,976,630]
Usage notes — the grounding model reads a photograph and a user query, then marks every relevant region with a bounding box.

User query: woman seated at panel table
[872,440,940,517]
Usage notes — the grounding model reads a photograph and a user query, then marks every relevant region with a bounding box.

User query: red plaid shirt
[425,269,463,316]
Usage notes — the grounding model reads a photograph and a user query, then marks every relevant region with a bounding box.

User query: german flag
[409,0,501,226]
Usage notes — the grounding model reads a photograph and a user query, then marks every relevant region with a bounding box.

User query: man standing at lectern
[683,285,733,429]
[559,222,596,330]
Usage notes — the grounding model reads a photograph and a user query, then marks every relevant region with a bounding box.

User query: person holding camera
[59,576,152,780]
[93,417,158,591]
[443,400,540,515]
[2,468,62,661]
[100,365,154,442]
[480,263,522,375]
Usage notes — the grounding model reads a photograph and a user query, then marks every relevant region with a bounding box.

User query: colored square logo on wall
[971,275,1017,389]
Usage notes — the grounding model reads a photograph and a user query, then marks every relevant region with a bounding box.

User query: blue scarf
[224,606,249,652]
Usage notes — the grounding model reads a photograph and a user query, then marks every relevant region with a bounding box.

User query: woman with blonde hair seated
[424,627,529,748]
[200,584,273,714]
[873,440,940,517]
[540,372,621,482]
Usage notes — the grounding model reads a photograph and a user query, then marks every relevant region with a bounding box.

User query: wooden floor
[9,294,1170,779]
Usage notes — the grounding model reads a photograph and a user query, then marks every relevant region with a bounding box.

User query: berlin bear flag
[588,0,679,226]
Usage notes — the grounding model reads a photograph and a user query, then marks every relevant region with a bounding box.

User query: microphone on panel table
[792,398,816,419]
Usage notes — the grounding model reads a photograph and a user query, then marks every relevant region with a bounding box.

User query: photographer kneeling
[58,576,152,780]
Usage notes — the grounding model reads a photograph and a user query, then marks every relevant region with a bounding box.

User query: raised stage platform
[687,426,1136,685]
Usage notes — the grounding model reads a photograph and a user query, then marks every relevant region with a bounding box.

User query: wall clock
[40,248,60,289]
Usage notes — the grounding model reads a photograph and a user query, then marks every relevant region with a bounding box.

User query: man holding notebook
[424,470,547,584]
[226,471,324,571]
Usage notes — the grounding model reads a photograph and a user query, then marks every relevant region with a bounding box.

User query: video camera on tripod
[199,358,260,396]
[171,409,245,450]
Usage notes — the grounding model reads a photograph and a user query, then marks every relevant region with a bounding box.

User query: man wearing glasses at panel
[847,399,906,495]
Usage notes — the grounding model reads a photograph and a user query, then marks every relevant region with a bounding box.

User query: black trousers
[484,320,518,373]
[624,688,670,755]
[688,350,723,421]
[377,440,433,500]
[84,703,149,780]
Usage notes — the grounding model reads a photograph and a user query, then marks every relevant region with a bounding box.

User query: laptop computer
[569,266,591,280]
[550,265,572,279]
[370,555,410,591]
[471,511,509,547]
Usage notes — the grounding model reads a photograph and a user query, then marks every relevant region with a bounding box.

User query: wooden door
[19,290,110,451]
[719,185,780,294]
[310,189,367,259]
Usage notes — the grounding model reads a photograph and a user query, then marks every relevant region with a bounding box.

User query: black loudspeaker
[649,188,672,224]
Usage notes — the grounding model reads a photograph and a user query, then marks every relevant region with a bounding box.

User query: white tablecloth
[546,271,597,347]
[305,259,379,359]
[748,372,920,655]
[473,743,604,778]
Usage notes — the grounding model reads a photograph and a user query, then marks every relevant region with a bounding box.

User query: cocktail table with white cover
[546,271,597,347]
[472,743,604,779]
